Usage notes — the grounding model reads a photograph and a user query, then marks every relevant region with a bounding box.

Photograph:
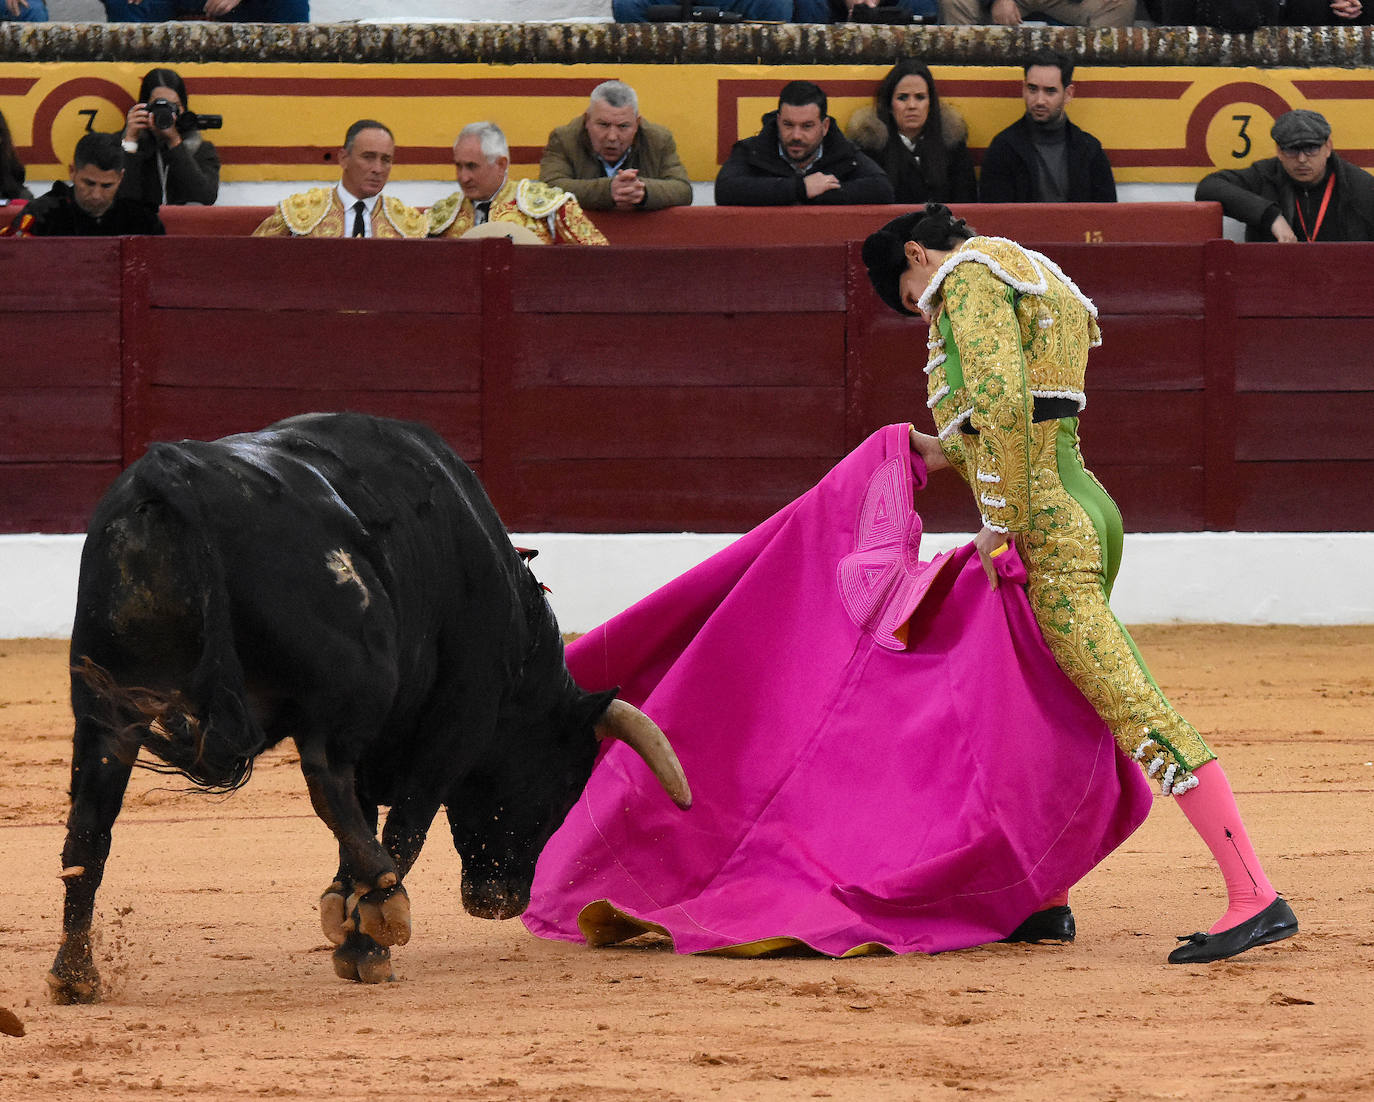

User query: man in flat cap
[1196,108,1374,241]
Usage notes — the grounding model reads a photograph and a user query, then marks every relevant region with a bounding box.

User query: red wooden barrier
[1,201,1223,246]
[3,236,1373,536]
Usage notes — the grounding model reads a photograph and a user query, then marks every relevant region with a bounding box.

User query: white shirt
[337,184,379,238]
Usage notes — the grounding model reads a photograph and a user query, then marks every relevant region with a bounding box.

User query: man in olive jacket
[1195,109,1374,242]
[539,80,692,212]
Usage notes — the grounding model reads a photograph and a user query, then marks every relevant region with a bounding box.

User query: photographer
[118,68,221,210]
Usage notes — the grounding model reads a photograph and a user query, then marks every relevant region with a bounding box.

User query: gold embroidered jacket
[252,188,428,239]
[918,236,1101,533]
[425,178,608,245]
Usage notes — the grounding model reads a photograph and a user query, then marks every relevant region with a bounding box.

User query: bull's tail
[74,443,268,793]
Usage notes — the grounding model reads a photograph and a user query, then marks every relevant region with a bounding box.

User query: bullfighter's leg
[49,708,135,1004]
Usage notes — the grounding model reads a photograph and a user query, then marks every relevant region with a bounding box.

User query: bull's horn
[595,698,692,810]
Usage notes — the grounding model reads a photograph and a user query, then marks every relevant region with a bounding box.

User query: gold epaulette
[515,178,571,219]
[278,187,335,236]
[380,195,429,239]
[425,192,464,236]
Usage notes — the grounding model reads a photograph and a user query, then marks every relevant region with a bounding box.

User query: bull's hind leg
[49,709,135,1004]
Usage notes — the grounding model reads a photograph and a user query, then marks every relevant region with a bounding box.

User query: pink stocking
[1174,760,1277,933]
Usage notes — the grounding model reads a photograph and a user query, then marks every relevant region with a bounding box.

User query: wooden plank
[1091,316,1206,390]
[1236,393,1374,461]
[1203,238,1239,531]
[141,308,482,391]
[1233,244,1374,318]
[507,313,845,388]
[136,389,483,463]
[1235,461,1374,530]
[1078,393,1206,465]
[504,456,839,532]
[133,237,483,313]
[507,387,846,460]
[0,462,122,534]
[1,312,121,387]
[0,388,121,463]
[512,245,848,314]
[1031,244,1207,316]
[0,239,121,311]
[1236,318,1374,391]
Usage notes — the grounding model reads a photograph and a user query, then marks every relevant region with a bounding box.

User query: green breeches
[1011,418,1216,794]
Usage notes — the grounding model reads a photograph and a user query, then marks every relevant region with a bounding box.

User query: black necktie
[351,199,366,238]
[474,200,490,226]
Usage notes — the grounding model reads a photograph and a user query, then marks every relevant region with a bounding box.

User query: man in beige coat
[539,80,692,212]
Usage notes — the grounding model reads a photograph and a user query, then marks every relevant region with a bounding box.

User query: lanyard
[1295,172,1335,242]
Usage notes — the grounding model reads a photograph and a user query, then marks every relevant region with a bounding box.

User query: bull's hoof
[331,936,394,985]
[349,883,411,948]
[47,967,101,1006]
[319,882,350,946]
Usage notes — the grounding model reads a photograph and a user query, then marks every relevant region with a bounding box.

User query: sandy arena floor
[1,627,1372,1101]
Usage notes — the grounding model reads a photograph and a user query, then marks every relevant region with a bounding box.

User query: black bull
[50,412,690,1003]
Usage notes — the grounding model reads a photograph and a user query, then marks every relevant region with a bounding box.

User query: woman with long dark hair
[849,59,977,204]
[117,67,220,210]
[1,108,32,201]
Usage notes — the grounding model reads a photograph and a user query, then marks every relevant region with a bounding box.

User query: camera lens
[149,99,177,130]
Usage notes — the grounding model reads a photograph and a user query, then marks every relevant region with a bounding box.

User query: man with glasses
[1196,109,1374,242]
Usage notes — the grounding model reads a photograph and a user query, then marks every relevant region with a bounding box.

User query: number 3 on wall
[1232,114,1252,159]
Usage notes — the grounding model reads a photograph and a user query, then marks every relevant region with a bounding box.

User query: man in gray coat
[1196,109,1374,242]
[539,80,693,212]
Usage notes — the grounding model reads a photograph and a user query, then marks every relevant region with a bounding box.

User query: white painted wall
[4,531,1372,638]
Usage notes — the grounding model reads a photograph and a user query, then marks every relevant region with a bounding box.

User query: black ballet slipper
[1167,896,1298,964]
[1001,904,1076,944]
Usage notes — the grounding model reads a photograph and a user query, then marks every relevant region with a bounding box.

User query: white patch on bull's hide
[326,549,371,609]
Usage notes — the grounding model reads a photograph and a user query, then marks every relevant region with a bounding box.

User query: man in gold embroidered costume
[861,205,1298,965]
[427,122,608,246]
[253,119,427,239]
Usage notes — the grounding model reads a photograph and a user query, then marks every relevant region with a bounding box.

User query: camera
[146,98,223,133]
[148,97,179,131]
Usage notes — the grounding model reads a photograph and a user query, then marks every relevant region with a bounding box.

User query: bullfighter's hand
[611,168,647,209]
[803,172,840,199]
[909,425,950,474]
[974,525,1009,591]
[1271,214,1298,243]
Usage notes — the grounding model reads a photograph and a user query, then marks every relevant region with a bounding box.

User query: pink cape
[523,425,1152,956]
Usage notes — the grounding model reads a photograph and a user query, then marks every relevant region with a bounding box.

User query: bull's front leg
[49,714,135,1004]
[297,742,410,984]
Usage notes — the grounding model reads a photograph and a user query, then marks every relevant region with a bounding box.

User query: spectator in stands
[978,48,1116,204]
[1195,109,1374,242]
[939,0,1132,25]
[1281,0,1369,23]
[103,0,308,20]
[791,0,938,21]
[539,81,692,212]
[428,122,608,246]
[1,0,48,23]
[253,119,426,239]
[715,80,894,207]
[1,108,31,202]
[611,0,790,20]
[847,60,978,205]
[6,132,164,237]
[118,68,220,211]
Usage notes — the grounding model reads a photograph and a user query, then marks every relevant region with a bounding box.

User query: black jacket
[978,115,1117,204]
[714,110,895,206]
[21,181,166,236]
[1195,152,1374,242]
[847,104,978,205]
[118,130,221,210]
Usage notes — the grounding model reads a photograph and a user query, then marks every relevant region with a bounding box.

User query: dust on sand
[2,628,1372,1101]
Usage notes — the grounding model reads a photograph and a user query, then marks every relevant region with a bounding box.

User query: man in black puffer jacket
[715,81,894,207]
